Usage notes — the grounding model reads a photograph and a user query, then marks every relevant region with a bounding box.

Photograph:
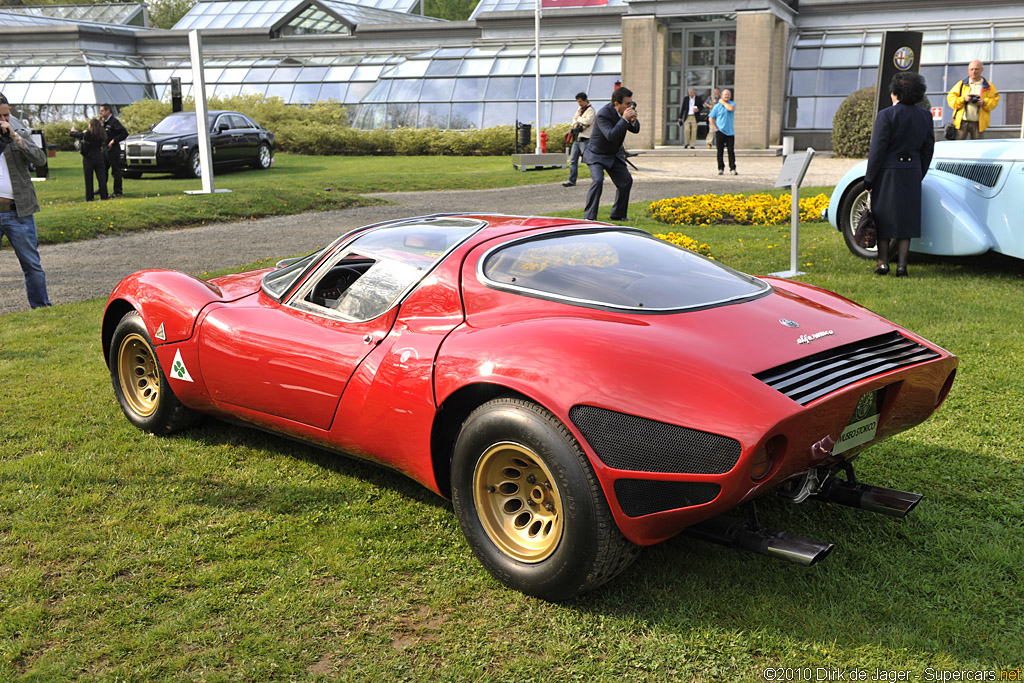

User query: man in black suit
[582,86,640,221]
[676,87,704,148]
[100,104,128,198]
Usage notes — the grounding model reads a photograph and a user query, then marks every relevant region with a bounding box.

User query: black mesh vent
[755,331,940,406]
[935,161,1002,187]
[614,479,721,517]
[569,405,741,475]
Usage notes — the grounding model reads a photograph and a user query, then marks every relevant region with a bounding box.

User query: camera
[630,102,639,110]
[969,94,981,103]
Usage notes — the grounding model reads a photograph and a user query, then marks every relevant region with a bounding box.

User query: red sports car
[103,214,957,600]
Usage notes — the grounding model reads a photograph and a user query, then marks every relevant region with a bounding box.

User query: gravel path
[1,154,857,315]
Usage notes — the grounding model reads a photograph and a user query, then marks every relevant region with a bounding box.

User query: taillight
[751,435,785,480]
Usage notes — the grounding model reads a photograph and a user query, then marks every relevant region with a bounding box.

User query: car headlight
[161,143,178,152]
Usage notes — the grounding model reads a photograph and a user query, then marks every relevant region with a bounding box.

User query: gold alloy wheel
[117,333,161,418]
[473,442,563,563]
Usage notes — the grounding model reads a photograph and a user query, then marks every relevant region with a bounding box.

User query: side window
[213,115,231,131]
[236,115,258,129]
[298,252,422,322]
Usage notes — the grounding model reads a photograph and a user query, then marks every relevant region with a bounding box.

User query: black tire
[838,178,895,260]
[252,142,272,170]
[451,397,638,600]
[187,148,202,179]
[109,311,197,435]
[124,170,143,180]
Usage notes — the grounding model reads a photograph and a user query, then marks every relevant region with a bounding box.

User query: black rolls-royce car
[121,110,275,178]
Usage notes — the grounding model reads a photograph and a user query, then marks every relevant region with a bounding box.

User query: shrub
[832,86,876,158]
[41,120,89,152]
[832,86,934,158]
[94,96,573,156]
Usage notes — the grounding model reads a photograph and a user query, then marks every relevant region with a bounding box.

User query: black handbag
[944,123,957,140]
[854,206,877,249]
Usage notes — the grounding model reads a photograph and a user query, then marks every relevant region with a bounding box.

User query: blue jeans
[1,209,51,308]
[567,138,588,184]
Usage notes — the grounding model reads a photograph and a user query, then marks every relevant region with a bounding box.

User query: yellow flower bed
[656,232,713,257]
[650,193,830,227]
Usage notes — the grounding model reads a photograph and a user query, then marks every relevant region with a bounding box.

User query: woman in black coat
[69,118,109,201]
[863,71,934,277]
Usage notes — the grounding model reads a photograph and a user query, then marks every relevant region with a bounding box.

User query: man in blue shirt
[708,89,737,175]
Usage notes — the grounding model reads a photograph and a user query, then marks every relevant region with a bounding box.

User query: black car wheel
[839,179,895,260]
[451,397,637,601]
[124,170,143,180]
[253,142,272,170]
[109,311,197,435]
[188,149,202,179]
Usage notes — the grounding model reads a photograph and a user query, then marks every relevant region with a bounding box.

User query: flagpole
[534,0,542,154]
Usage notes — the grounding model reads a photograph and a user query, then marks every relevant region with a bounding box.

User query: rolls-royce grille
[935,161,1002,187]
[126,141,156,158]
[614,479,721,517]
[569,405,741,475]
[755,331,940,405]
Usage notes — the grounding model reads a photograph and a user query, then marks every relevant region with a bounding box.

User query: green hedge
[115,95,571,156]
[832,86,934,158]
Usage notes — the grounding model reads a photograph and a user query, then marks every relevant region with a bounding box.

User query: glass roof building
[1,0,1022,150]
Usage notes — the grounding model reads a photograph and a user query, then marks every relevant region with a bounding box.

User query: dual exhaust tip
[686,481,922,566]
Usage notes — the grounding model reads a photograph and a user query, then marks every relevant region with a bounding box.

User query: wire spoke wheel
[473,442,562,563]
[117,332,160,418]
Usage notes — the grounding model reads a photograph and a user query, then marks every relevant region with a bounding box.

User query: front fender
[102,269,225,363]
[827,160,867,231]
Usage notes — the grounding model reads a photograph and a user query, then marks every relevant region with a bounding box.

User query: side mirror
[217,123,229,133]
[149,123,155,131]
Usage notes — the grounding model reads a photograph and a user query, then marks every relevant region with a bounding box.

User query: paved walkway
[0,153,861,315]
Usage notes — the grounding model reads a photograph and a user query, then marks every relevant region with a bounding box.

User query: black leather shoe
[895,266,908,277]
[561,181,575,187]
[873,264,889,275]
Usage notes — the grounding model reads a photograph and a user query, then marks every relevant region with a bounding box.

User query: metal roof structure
[0,2,148,26]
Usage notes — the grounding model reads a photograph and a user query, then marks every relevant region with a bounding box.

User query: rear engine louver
[935,161,1002,187]
[569,405,741,475]
[755,332,940,405]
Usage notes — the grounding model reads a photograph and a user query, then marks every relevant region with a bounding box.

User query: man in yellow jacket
[947,60,1000,140]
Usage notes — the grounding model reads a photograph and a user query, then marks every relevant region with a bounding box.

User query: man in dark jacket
[582,86,640,221]
[676,87,704,148]
[100,104,128,197]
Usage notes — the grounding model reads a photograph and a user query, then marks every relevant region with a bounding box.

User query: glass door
[665,22,736,145]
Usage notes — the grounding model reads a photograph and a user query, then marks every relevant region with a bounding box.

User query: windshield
[151,113,214,135]
[481,229,770,312]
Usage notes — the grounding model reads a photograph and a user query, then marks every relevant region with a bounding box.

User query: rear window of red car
[480,229,769,312]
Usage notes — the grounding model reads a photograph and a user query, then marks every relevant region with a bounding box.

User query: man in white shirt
[563,92,595,187]
[0,95,51,308]
[677,87,704,149]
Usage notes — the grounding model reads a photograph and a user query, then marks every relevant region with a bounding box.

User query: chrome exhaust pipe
[814,478,923,518]
[685,515,834,566]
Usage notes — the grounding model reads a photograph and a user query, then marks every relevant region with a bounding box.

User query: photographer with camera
[947,60,1000,140]
[562,93,594,187]
[0,96,52,308]
[582,86,639,221]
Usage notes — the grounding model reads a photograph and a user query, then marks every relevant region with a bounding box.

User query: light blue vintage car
[826,139,1024,261]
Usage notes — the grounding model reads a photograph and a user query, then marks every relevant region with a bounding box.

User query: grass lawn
[2,202,1022,680]
[33,153,568,244]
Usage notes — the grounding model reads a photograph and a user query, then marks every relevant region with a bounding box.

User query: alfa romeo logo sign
[893,46,915,71]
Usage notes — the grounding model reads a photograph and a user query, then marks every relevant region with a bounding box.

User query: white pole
[188,29,215,193]
[534,0,542,154]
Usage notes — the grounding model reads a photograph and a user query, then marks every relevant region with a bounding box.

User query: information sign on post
[768,148,815,279]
